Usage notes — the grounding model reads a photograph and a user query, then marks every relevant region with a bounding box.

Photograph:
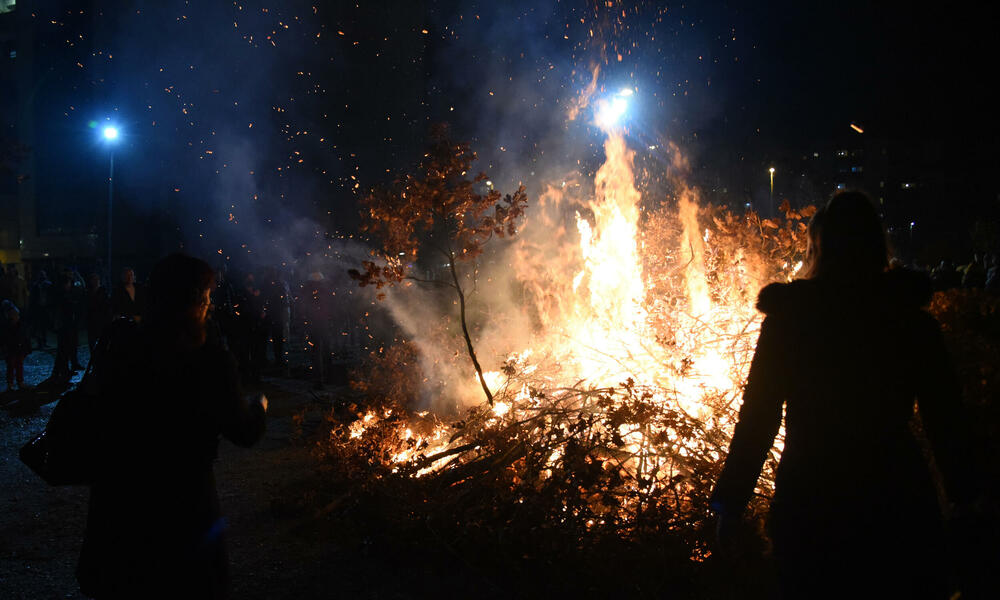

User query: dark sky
[18,0,999,265]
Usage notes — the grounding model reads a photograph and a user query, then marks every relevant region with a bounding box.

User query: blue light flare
[595,88,635,130]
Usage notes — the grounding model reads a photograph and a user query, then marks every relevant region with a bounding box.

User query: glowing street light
[768,167,776,216]
[595,88,634,130]
[100,123,122,283]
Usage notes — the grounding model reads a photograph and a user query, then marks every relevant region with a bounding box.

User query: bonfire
[339,126,813,554]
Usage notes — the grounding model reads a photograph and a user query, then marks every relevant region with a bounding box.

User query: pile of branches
[316,132,817,593]
[305,344,779,596]
[318,199,816,550]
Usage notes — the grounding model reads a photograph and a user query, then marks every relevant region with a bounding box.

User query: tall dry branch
[349,125,527,405]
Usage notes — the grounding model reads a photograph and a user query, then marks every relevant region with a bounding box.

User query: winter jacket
[76,321,265,599]
[710,270,970,597]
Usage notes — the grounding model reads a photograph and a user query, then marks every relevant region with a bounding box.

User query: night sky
[15,0,1000,267]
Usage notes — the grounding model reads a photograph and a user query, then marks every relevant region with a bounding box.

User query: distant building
[789,128,980,262]
[1,0,103,266]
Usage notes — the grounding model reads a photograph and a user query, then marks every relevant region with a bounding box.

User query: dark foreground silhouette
[712,193,974,599]
[76,254,266,599]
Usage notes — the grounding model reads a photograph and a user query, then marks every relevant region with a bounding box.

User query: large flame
[347,130,803,528]
[508,132,762,416]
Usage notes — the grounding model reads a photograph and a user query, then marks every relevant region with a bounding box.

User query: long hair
[801,191,889,281]
[147,254,215,347]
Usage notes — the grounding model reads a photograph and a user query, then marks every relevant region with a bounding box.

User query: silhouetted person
[225,271,265,384]
[0,264,9,304]
[86,273,112,353]
[930,259,961,291]
[241,272,267,382]
[111,267,145,322]
[3,303,30,390]
[985,254,1000,295]
[28,269,52,349]
[51,272,83,381]
[7,265,28,310]
[960,254,987,289]
[299,271,332,388]
[711,192,972,599]
[210,266,236,351]
[76,253,267,599]
[261,266,291,367]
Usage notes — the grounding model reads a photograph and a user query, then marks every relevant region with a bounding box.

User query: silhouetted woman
[77,254,267,599]
[711,192,971,599]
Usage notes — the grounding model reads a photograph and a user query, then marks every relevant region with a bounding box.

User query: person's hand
[252,392,268,412]
[715,512,743,554]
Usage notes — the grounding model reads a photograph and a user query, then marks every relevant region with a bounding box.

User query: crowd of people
[0,265,98,390]
[0,265,155,390]
[926,254,1000,293]
[209,265,354,388]
[0,261,356,393]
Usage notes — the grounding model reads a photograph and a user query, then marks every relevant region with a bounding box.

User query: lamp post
[101,125,119,285]
[768,167,775,216]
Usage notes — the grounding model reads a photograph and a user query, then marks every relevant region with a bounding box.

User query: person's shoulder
[755,279,819,316]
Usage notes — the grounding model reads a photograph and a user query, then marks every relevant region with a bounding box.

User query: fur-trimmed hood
[756,269,933,317]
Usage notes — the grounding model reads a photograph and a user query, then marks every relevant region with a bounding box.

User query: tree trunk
[448,255,494,406]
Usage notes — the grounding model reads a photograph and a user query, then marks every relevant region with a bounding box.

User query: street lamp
[768,167,775,216]
[100,124,121,285]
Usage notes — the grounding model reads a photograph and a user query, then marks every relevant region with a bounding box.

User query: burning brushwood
[340,128,811,551]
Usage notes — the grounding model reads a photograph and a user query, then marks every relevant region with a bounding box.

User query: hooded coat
[710,270,970,598]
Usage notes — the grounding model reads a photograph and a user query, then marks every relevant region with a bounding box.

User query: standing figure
[210,267,236,351]
[711,192,973,599]
[960,254,986,289]
[7,265,29,311]
[51,272,82,381]
[261,266,291,367]
[86,273,112,352]
[299,271,332,388]
[76,253,267,599]
[985,254,1000,295]
[246,273,268,381]
[231,272,266,383]
[3,303,31,390]
[0,265,9,304]
[111,267,145,322]
[28,269,52,349]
